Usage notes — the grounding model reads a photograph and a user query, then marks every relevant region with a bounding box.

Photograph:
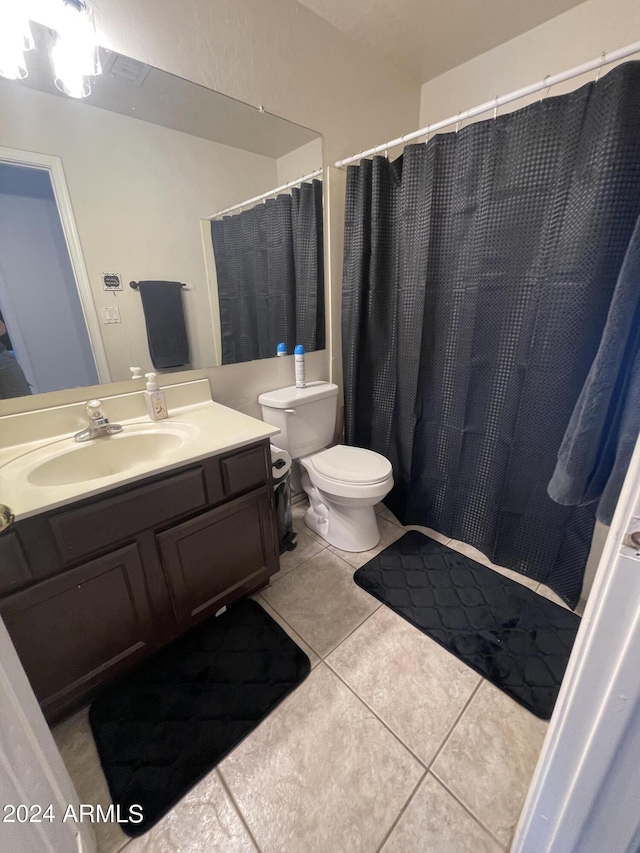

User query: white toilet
[259,381,394,551]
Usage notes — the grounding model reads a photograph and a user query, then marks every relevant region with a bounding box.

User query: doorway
[0,162,100,396]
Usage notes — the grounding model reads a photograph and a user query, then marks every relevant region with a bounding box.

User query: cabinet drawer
[0,544,154,721]
[50,467,207,562]
[0,532,32,594]
[221,446,269,497]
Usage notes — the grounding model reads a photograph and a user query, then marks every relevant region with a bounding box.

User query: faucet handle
[86,399,105,420]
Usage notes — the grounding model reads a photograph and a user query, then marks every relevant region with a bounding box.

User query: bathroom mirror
[0,22,324,399]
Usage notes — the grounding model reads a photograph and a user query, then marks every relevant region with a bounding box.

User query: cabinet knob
[0,504,14,534]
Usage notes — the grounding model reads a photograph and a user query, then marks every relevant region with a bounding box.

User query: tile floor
[52,501,580,853]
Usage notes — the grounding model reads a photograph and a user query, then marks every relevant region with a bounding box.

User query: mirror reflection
[0,22,323,399]
[210,176,324,364]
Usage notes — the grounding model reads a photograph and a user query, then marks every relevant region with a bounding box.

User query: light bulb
[0,4,34,81]
[51,0,101,99]
[51,39,91,98]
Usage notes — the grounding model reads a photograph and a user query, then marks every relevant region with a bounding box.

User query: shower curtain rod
[334,40,640,168]
[207,168,323,219]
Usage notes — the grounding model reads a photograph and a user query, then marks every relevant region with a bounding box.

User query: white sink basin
[0,422,200,489]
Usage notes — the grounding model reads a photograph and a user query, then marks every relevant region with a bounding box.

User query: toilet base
[302,472,382,552]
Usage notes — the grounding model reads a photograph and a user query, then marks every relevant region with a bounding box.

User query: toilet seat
[299,445,394,548]
[308,445,392,485]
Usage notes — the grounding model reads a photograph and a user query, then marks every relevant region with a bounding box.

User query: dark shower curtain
[211,179,324,364]
[342,62,640,607]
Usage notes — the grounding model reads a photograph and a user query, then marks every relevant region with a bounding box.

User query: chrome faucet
[74,399,123,442]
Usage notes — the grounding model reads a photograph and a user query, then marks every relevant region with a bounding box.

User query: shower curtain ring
[595,51,606,83]
[540,75,552,101]
[493,96,499,121]
[455,113,461,133]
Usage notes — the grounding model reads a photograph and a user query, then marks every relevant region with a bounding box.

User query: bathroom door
[0,615,97,853]
[514,431,640,852]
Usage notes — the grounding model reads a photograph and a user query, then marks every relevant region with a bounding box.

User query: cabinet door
[157,487,277,631]
[0,544,154,722]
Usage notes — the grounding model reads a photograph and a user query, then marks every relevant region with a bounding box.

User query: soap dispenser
[144,373,168,420]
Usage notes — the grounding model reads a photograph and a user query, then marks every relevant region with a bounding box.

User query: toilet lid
[311,445,392,485]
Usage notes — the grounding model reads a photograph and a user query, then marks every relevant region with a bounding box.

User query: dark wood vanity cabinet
[1,545,155,718]
[0,440,279,722]
[158,488,274,631]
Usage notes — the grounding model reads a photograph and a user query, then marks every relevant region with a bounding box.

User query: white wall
[276,138,323,185]
[0,83,280,382]
[417,0,640,601]
[88,0,419,166]
[419,0,639,126]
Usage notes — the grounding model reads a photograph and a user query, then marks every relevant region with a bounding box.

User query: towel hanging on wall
[136,281,190,369]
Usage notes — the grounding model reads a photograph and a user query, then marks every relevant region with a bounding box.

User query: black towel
[548,217,640,524]
[137,281,190,369]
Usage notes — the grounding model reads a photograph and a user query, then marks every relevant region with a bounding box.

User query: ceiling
[296,0,587,81]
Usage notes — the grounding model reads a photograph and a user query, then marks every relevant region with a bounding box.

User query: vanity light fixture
[0,3,34,81]
[50,0,102,99]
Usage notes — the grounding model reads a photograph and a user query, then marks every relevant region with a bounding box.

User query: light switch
[101,307,122,324]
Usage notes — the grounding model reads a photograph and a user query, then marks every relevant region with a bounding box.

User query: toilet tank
[259,382,339,459]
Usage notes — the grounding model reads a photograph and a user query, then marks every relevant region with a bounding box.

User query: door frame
[0,146,111,384]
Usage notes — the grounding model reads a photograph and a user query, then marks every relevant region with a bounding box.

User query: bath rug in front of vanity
[89,598,310,836]
[354,531,580,719]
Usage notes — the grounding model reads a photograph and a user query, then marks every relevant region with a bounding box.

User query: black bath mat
[89,598,310,836]
[354,531,580,719]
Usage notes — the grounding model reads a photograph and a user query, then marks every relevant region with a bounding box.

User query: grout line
[267,541,329,587]
[259,583,381,663]
[254,593,325,663]
[373,767,428,853]
[292,517,327,543]
[322,601,382,656]
[430,769,508,851]
[379,511,403,528]
[216,768,264,853]
[324,658,428,772]
[261,549,384,661]
[427,678,484,771]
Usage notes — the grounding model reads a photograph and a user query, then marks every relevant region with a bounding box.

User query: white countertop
[0,380,279,521]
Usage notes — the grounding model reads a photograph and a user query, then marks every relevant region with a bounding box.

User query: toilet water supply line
[334,40,640,167]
